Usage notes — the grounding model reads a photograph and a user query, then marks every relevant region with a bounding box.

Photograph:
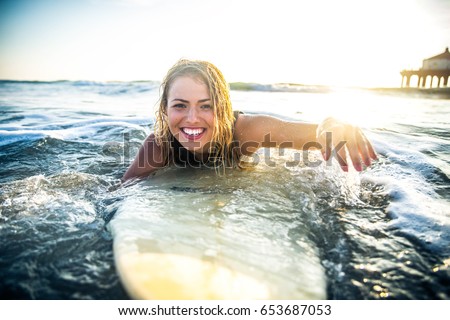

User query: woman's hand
[316,117,377,172]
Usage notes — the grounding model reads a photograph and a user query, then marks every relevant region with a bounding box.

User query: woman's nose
[186,107,199,122]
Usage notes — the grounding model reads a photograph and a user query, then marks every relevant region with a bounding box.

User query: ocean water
[0,80,449,299]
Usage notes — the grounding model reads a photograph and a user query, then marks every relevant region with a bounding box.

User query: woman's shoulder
[233,110,244,118]
[232,110,243,126]
[233,112,260,141]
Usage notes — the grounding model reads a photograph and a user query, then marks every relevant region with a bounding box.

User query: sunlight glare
[0,0,447,87]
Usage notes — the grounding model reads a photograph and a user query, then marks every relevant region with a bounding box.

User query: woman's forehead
[168,76,210,99]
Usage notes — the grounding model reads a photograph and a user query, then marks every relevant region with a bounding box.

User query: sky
[0,0,449,87]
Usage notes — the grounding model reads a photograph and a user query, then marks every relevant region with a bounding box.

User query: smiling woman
[121,59,377,181]
[155,59,236,170]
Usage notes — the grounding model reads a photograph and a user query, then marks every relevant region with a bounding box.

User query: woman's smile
[180,127,206,140]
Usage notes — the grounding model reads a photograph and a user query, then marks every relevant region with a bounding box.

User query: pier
[400,47,450,88]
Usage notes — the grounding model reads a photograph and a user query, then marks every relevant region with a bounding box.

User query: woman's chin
[180,142,208,154]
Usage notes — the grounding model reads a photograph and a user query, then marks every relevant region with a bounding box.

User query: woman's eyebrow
[170,98,211,103]
[170,98,188,103]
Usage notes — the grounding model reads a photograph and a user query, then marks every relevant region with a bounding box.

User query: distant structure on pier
[400,47,450,88]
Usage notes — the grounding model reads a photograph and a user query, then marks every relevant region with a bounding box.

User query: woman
[122,59,377,181]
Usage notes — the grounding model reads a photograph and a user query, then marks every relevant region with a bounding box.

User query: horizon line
[0,78,409,90]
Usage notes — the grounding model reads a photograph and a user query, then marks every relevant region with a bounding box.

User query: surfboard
[109,166,326,300]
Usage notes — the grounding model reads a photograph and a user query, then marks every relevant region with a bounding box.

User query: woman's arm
[234,114,376,172]
[121,133,165,182]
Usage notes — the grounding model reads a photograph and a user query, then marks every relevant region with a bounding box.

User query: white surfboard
[110,167,326,300]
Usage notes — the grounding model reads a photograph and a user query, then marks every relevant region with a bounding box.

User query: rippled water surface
[0,81,449,299]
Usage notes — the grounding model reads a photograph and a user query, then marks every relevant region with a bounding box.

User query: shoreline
[367,87,450,99]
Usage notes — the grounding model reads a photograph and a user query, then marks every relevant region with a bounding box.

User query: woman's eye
[172,104,186,109]
[201,104,212,109]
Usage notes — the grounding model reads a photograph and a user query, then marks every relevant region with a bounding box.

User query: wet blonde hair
[154,59,236,170]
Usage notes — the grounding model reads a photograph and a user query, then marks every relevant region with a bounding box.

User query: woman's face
[166,76,215,154]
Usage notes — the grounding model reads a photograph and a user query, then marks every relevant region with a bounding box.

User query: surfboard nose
[115,252,270,300]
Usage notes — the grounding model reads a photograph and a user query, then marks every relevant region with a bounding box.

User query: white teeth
[182,128,204,136]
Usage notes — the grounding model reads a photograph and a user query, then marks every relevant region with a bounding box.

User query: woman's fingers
[319,125,349,171]
[348,127,380,171]
[316,117,339,161]
[317,131,331,161]
[363,131,378,160]
[355,130,372,168]
[347,133,363,171]
[337,142,349,172]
